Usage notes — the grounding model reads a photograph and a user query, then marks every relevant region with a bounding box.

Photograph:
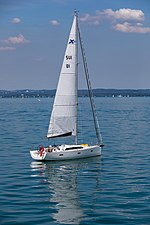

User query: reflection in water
[46,161,84,224]
[31,160,84,224]
[30,158,102,224]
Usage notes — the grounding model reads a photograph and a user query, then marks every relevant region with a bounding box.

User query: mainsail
[47,15,78,139]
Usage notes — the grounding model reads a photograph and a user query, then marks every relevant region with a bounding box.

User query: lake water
[0,97,150,225]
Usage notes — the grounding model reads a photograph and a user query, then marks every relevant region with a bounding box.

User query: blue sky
[0,0,150,90]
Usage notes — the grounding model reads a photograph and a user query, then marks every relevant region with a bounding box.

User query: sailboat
[30,12,104,161]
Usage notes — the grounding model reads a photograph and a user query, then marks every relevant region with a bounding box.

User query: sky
[0,0,150,90]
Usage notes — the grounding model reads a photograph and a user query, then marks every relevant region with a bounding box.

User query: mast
[74,11,78,145]
[77,15,103,146]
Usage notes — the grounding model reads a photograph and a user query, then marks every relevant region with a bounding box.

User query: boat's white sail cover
[47,15,77,138]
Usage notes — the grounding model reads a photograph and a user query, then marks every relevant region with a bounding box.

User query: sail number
[66,64,70,68]
[66,55,72,60]
[66,55,72,68]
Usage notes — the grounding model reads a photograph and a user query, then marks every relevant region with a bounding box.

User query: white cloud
[80,8,150,34]
[80,13,101,25]
[49,20,60,26]
[0,46,16,51]
[80,8,145,26]
[103,8,144,22]
[1,34,30,44]
[11,17,22,24]
[114,22,150,33]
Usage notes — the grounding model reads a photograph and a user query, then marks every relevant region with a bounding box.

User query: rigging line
[77,17,103,146]
[78,101,84,144]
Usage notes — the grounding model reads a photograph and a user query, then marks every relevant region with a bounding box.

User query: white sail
[47,15,78,139]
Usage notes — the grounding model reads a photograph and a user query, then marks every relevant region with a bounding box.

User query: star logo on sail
[69,39,76,44]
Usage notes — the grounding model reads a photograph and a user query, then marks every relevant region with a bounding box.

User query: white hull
[30,145,101,161]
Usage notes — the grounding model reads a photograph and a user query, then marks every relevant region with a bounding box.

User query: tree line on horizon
[1,89,150,98]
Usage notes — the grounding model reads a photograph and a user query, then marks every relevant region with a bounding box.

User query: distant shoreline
[1,89,150,98]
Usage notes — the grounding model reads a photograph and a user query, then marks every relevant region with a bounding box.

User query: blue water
[0,97,150,225]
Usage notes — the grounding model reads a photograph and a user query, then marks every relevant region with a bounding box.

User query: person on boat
[39,145,44,156]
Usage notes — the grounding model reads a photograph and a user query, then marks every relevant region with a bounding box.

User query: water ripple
[0,98,150,225]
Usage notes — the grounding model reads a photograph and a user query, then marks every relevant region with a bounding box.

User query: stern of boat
[30,150,47,161]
